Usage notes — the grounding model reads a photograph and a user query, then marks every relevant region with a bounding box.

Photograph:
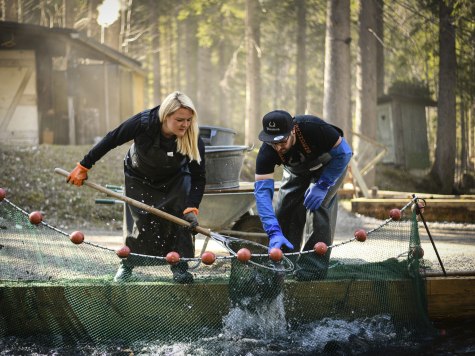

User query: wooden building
[377,91,436,170]
[0,21,146,146]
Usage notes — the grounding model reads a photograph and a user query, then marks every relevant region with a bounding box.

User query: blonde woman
[67,91,206,283]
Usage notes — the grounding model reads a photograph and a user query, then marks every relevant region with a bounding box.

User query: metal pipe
[413,194,447,276]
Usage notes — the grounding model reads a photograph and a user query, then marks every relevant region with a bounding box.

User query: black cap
[258,110,294,143]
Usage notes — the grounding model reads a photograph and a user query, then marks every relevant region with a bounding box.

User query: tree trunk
[295,0,307,114]
[167,16,175,91]
[105,20,121,51]
[219,42,241,129]
[323,0,351,143]
[460,102,467,176]
[39,0,46,26]
[245,0,261,146]
[150,0,161,104]
[87,0,101,40]
[122,0,133,53]
[64,0,75,29]
[470,99,475,172]
[218,22,230,127]
[430,0,456,193]
[197,46,215,122]
[176,14,186,93]
[185,15,198,102]
[4,0,17,21]
[354,0,378,187]
[375,0,384,97]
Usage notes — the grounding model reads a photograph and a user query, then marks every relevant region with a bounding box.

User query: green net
[0,196,436,352]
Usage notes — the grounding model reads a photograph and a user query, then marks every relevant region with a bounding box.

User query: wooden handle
[54,167,211,237]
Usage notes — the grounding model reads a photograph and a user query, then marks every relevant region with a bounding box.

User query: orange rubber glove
[183,207,199,232]
[67,163,89,186]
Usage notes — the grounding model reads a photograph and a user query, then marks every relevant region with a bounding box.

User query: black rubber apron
[122,140,194,262]
[275,135,347,280]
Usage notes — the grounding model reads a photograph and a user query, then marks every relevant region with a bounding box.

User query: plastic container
[199,125,236,146]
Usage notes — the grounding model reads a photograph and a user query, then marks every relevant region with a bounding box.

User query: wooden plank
[1,276,472,341]
[284,279,419,323]
[350,160,370,198]
[372,190,475,200]
[426,276,475,321]
[0,283,230,342]
[0,50,35,60]
[351,198,475,223]
[0,67,33,132]
[353,198,475,205]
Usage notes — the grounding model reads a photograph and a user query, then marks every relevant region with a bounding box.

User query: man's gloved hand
[254,179,294,252]
[183,207,199,233]
[67,163,89,186]
[269,231,294,251]
[303,136,352,211]
[303,182,329,211]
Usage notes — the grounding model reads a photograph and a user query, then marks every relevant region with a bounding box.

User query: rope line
[1,195,421,271]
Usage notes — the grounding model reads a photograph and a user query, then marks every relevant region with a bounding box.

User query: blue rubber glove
[268,231,294,251]
[303,182,328,211]
[304,137,352,211]
[254,179,294,252]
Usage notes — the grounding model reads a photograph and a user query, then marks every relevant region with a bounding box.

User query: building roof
[0,21,146,76]
[378,93,437,107]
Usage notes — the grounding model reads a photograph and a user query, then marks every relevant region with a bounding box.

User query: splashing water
[130,313,421,356]
[125,298,422,356]
[3,313,465,355]
[222,294,287,340]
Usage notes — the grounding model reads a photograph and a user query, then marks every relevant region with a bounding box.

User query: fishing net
[0,194,436,352]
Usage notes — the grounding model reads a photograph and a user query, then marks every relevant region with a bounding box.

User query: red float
[201,251,216,265]
[314,242,328,255]
[269,248,283,262]
[116,245,131,258]
[389,208,402,221]
[411,246,424,259]
[354,229,367,242]
[166,251,180,265]
[411,202,425,215]
[0,188,6,201]
[69,231,85,244]
[28,211,43,225]
[236,248,251,263]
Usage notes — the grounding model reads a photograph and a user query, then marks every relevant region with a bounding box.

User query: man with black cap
[254,110,352,281]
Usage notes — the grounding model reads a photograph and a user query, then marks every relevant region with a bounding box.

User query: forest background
[0,0,474,229]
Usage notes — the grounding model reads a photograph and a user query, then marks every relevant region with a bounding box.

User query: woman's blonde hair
[158,91,201,163]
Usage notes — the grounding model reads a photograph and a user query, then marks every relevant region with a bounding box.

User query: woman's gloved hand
[183,207,199,233]
[303,182,328,211]
[269,231,294,251]
[67,163,89,186]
